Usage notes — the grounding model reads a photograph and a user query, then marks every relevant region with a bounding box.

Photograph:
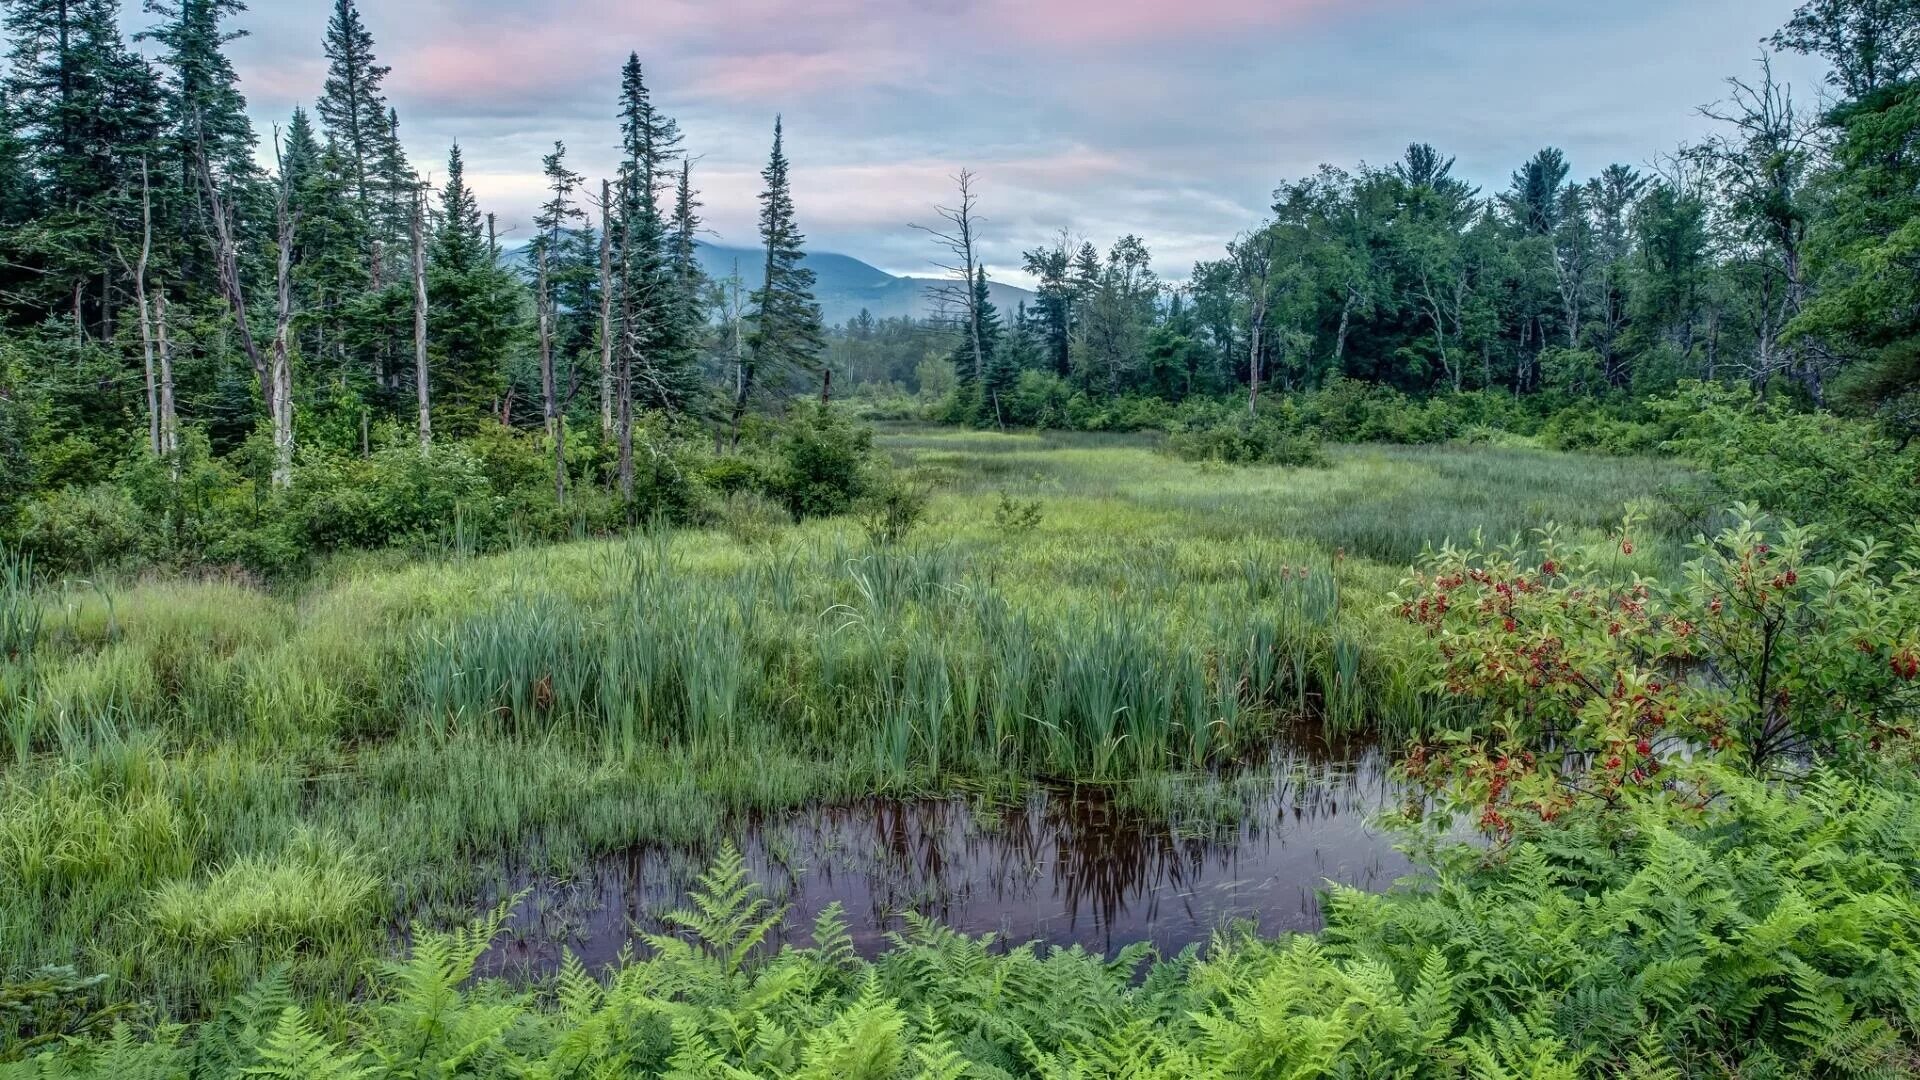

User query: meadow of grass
[0,429,1697,1020]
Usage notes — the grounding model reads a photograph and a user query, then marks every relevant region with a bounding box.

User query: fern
[652,842,789,978]
[242,1008,369,1080]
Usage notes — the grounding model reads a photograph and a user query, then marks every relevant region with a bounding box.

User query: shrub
[1168,410,1329,467]
[12,485,148,575]
[991,492,1043,533]
[1397,508,1920,832]
[1002,370,1074,429]
[296,444,495,553]
[859,474,930,545]
[769,403,878,521]
[1655,381,1920,536]
[701,453,769,496]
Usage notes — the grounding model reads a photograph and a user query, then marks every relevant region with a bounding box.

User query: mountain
[693,242,1035,327]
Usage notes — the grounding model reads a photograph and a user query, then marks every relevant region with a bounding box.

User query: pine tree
[736,116,825,440]
[533,139,582,462]
[425,143,514,435]
[665,156,708,408]
[315,0,387,221]
[141,0,257,187]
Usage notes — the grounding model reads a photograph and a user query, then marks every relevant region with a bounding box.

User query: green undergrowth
[8,765,1915,1078]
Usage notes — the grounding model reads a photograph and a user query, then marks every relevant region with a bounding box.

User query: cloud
[213,0,1817,282]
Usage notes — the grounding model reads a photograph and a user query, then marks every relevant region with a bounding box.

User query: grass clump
[148,832,377,948]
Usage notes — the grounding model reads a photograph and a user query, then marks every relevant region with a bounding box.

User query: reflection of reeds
[467,751,1416,979]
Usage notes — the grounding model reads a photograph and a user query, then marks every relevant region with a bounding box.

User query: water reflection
[474,740,1417,978]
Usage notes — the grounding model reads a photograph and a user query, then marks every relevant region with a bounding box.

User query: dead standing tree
[116,158,177,458]
[411,182,432,452]
[199,126,298,487]
[911,169,993,420]
[596,179,615,438]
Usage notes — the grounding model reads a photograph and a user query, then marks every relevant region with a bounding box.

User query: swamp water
[472,736,1418,978]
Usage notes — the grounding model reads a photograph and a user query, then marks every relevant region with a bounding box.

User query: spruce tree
[425,144,514,434]
[737,116,825,437]
[0,88,36,225]
[665,156,708,409]
[612,53,689,418]
[3,0,166,329]
[315,0,387,218]
[285,107,370,389]
[141,0,257,187]
[533,140,582,432]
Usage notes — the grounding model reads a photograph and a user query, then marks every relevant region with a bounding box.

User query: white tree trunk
[412,188,432,452]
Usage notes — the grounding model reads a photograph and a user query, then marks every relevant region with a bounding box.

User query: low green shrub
[769,402,880,521]
[11,485,147,575]
[1168,409,1329,467]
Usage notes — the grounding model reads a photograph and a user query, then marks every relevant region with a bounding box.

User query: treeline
[4,0,1918,563]
[852,1,1920,439]
[0,0,832,539]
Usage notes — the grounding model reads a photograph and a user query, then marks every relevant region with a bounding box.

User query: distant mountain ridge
[692,242,1036,327]
[504,239,1035,328]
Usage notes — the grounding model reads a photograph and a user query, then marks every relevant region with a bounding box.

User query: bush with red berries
[1394,506,1920,837]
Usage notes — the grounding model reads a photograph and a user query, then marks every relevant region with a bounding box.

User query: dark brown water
[473,738,1419,978]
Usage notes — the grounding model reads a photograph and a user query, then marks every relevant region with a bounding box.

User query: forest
[2,0,1919,1077]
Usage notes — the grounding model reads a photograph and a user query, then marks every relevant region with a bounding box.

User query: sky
[126,0,1827,286]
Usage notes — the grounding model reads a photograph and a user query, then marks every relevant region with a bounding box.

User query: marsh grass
[0,429,1694,1020]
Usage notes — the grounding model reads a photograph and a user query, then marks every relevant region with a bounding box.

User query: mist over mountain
[503,240,1034,327]
[691,243,1036,327]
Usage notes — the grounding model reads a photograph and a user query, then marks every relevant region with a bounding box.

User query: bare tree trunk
[617,190,636,500]
[155,289,177,457]
[1247,318,1264,415]
[911,170,986,395]
[1333,289,1354,370]
[598,181,615,438]
[199,138,274,446]
[270,137,298,489]
[270,189,295,484]
[130,160,161,455]
[820,367,832,404]
[538,242,566,503]
[411,186,431,452]
[727,266,750,449]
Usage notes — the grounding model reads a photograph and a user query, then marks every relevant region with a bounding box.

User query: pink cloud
[686,47,926,101]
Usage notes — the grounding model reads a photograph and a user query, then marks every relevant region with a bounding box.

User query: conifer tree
[611,53,686,494]
[315,0,387,223]
[0,88,36,226]
[4,0,166,328]
[737,116,825,440]
[285,107,370,387]
[426,143,514,435]
[666,156,709,408]
[142,0,257,189]
[534,139,583,495]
